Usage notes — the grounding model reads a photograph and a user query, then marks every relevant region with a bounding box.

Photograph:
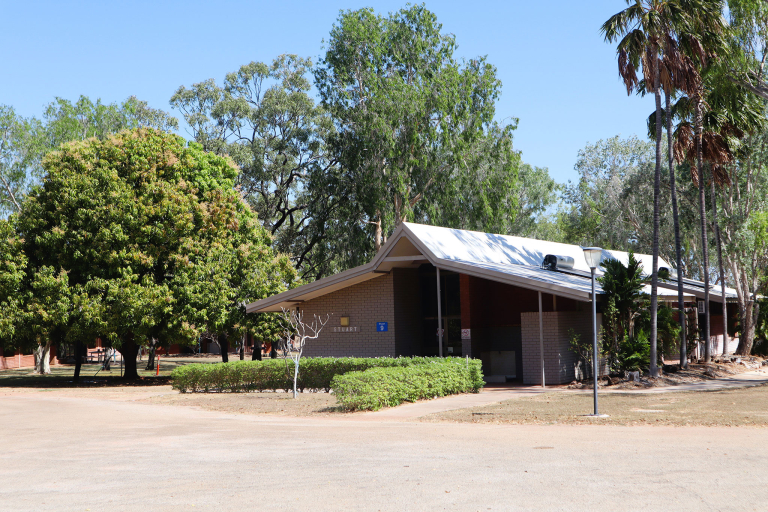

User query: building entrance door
[419,266,462,357]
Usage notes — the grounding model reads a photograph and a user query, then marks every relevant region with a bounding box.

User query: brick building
[246,223,737,385]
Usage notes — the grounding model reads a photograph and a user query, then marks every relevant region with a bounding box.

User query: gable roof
[246,222,736,313]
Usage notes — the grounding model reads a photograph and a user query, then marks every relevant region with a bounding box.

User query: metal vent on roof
[541,254,575,271]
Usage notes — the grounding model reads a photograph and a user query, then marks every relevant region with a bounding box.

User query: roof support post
[437,267,443,357]
[539,291,545,388]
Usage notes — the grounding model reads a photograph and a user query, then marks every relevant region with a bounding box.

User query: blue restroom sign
[376,322,388,332]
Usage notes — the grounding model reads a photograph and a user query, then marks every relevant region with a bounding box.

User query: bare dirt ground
[425,383,768,426]
[146,389,343,416]
[570,356,768,390]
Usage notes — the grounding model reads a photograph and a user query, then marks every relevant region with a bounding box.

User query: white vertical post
[437,267,443,357]
[538,291,545,388]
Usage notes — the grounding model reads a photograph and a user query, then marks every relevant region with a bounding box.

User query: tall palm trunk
[649,53,663,379]
[709,178,729,355]
[694,91,711,363]
[666,91,687,368]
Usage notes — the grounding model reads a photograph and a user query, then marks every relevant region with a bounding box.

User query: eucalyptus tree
[42,95,178,145]
[315,5,520,253]
[726,0,768,99]
[171,55,341,280]
[504,163,561,238]
[563,136,670,250]
[0,96,178,219]
[0,106,43,217]
[719,126,768,355]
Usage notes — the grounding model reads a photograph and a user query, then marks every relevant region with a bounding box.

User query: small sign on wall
[333,326,359,333]
[461,329,471,340]
[376,322,388,332]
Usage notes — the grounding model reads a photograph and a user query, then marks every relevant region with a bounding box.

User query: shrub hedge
[331,358,484,411]
[171,356,483,399]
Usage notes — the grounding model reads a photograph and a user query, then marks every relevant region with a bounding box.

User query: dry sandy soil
[147,389,343,416]
[424,384,768,426]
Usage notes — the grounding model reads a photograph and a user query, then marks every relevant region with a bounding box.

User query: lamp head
[582,247,602,269]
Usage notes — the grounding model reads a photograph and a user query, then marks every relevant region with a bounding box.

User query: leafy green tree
[171,56,340,280]
[726,0,768,100]
[0,218,26,345]
[1,96,178,219]
[719,126,768,354]
[505,164,562,238]
[563,136,667,250]
[16,267,72,374]
[43,95,178,145]
[0,106,44,217]
[315,4,520,253]
[16,128,295,378]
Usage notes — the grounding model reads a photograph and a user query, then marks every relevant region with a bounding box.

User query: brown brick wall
[521,311,601,385]
[297,274,397,357]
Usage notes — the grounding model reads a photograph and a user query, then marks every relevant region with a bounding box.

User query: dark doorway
[419,265,461,356]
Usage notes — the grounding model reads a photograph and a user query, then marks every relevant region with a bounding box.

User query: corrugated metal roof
[246,222,738,313]
[404,222,668,275]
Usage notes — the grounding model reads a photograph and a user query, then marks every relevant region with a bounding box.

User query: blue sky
[1,0,654,185]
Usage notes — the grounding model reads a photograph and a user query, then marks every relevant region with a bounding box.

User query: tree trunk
[695,92,711,363]
[270,340,278,359]
[145,342,156,371]
[292,357,300,399]
[373,210,382,252]
[120,332,140,380]
[34,339,52,374]
[220,333,229,363]
[736,298,758,355]
[239,335,245,360]
[250,333,262,361]
[709,178,729,355]
[667,91,688,369]
[649,55,662,378]
[73,341,84,382]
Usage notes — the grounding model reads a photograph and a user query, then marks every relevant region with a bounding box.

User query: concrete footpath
[361,368,768,421]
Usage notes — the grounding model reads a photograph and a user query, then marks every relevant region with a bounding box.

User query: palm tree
[673,72,765,357]
[647,33,699,369]
[602,0,692,377]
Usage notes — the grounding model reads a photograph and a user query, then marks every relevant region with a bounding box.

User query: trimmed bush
[331,358,484,411]
[170,356,484,396]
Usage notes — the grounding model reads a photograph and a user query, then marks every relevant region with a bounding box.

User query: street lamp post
[582,247,603,417]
